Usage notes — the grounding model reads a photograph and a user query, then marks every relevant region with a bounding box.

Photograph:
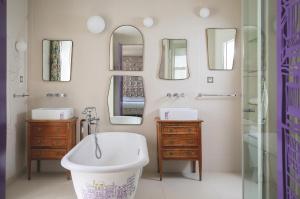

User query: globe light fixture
[87,16,106,34]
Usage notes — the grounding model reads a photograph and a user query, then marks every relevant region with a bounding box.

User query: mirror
[109,25,144,71]
[206,28,237,70]
[159,39,189,80]
[108,75,145,125]
[42,40,73,81]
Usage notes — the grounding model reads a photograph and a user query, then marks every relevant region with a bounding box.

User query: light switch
[207,76,214,83]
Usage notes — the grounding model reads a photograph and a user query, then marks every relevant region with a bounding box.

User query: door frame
[0,0,7,198]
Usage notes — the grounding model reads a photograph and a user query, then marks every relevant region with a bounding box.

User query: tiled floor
[7,172,242,199]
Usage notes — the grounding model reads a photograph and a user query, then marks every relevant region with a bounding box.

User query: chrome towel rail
[13,93,29,98]
[46,93,67,97]
[197,93,237,97]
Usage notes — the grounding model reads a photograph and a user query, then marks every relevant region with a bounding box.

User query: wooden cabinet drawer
[162,134,198,146]
[31,149,66,159]
[162,126,198,134]
[31,125,67,137]
[31,137,67,148]
[163,149,199,159]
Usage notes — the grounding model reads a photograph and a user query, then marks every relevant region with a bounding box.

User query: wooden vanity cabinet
[27,118,77,180]
[156,118,203,181]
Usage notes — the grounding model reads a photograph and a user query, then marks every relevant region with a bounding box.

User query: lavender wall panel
[0,0,6,198]
[278,0,300,199]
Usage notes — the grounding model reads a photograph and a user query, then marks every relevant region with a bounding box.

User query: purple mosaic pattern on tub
[278,0,300,198]
[82,175,136,199]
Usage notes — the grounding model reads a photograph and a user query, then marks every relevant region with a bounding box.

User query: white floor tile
[6,172,242,199]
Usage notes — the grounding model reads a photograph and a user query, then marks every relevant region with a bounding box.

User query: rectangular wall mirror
[42,40,73,81]
[109,25,144,71]
[159,39,189,80]
[108,75,145,125]
[206,28,237,70]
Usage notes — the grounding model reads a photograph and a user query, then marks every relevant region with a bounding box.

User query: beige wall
[6,0,28,182]
[28,0,242,173]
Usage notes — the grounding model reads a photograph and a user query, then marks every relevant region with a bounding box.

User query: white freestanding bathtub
[61,132,149,199]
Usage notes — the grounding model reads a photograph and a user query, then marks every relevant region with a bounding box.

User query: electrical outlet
[20,75,24,83]
[207,76,214,83]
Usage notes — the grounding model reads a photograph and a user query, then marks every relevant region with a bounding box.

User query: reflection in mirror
[42,40,73,81]
[109,26,144,71]
[159,39,189,80]
[207,28,237,70]
[108,76,145,125]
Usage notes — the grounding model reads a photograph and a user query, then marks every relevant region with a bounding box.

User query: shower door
[0,0,6,197]
[242,0,266,198]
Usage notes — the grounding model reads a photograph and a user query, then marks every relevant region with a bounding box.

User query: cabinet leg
[27,159,31,180]
[37,160,41,173]
[159,159,163,181]
[157,157,160,173]
[192,161,196,173]
[66,171,71,180]
[198,160,202,181]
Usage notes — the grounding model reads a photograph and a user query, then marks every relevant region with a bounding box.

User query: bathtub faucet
[82,107,100,136]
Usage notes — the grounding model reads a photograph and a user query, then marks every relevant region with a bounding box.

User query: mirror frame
[206,28,237,71]
[159,38,190,80]
[109,25,145,71]
[107,75,146,125]
[42,39,74,82]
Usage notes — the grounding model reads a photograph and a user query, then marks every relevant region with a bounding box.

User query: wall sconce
[143,17,154,28]
[15,40,27,52]
[199,8,211,18]
[87,16,106,34]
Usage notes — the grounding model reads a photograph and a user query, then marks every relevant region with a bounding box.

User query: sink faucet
[173,93,179,98]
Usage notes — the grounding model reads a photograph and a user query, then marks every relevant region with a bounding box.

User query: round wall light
[15,40,27,52]
[143,17,154,28]
[87,16,106,34]
[199,8,211,18]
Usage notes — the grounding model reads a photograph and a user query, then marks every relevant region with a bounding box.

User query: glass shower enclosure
[242,0,277,199]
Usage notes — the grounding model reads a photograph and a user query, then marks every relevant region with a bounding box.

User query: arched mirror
[109,25,144,71]
[159,39,189,80]
[108,75,145,125]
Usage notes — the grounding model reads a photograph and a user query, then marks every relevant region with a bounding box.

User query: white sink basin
[159,108,198,121]
[32,108,74,120]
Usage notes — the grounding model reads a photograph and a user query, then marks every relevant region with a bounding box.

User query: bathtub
[61,132,149,199]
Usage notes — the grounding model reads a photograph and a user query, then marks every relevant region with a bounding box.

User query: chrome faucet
[81,107,100,137]
[81,107,102,159]
[173,93,180,98]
